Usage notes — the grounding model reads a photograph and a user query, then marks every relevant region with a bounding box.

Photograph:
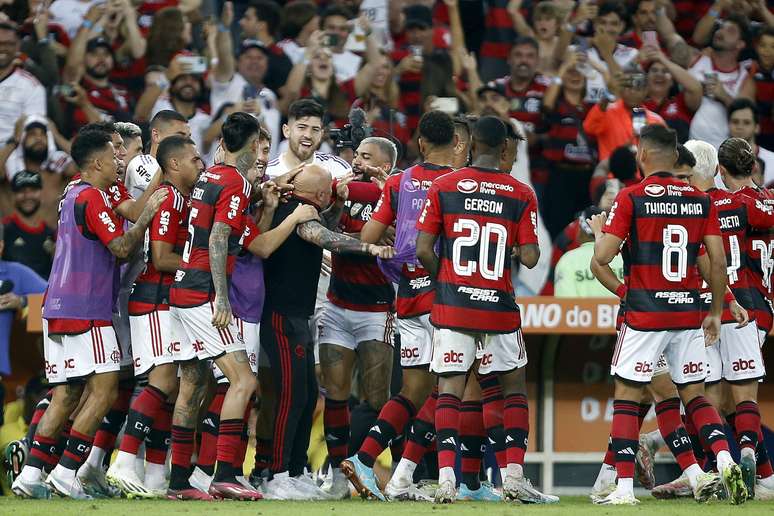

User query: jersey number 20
[452,219,508,281]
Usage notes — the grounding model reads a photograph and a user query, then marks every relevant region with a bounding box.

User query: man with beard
[266,99,351,179]
[62,35,132,132]
[238,0,293,93]
[318,137,396,499]
[0,21,46,144]
[211,6,282,160]
[2,171,55,279]
[140,53,211,155]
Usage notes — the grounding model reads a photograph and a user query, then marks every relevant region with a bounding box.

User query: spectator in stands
[1,171,54,279]
[238,0,292,93]
[506,0,564,74]
[0,21,46,144]
[135,53,210,154]
[583,69,664,161]
[392,4,455,137]
[281,26,379,128]
[751,26,774,150]
[691,0,773,48]
[352,53,410,144]
[620,0,660,49]
[0,222,47,376]
[658,10,754,148]
[478,0,517,82]
[48,0,98,38]
[278,0,321,65]
[588,144,641,198]
[320,5,362,83]
[640,44,703,143]
[541,51,596,238]
[554,206,624,297]
[556,1,637,104]
[145,7,190,69]
[17,5,62,86]
[726,98,774,185]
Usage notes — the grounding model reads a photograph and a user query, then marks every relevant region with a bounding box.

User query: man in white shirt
[726,98,774,186]
[49,0,98,38]
[0,22,46,144]
[210,38,281,160]
[277,0,320,65]
[266,99,352,179]
[320,5,362,83]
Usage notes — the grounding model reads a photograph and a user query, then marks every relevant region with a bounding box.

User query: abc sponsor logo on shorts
[401,347,420,359]
[193,340,205,353]
[634,361,653,374]
[682,361,704,375]
[480,353,493,366]
[64,358,75,369]
[169,342,181,354]
[45,361,57,376]
[732,359,755,372]
[443,351,465,364]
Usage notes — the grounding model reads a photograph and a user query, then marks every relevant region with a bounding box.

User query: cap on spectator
[239,39,271,57]
[11,170,43,192]
[476,83,503,98]
[404,5,433,30]
[86,36,113,54]
[579,206,604,236]
[24,118,48,133]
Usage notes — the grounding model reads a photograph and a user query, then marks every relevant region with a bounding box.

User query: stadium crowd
[0,0,769,507]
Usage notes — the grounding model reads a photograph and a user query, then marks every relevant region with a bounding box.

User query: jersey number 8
[452,218,508,281]
[662,224,688,282]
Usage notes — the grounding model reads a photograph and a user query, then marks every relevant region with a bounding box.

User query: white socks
[145,463,168,489]
[51,463,76,481]
[616,477,634,495]
[85,446,107,469]
[645,429,665,451]
[505,463,523,480]
[593,463,617,489]
[684,463,704,489]
[392,458,417,485]
[19,465,43,483]
[716,450,734,472]
[438,466,455,485]
[113,450,136,470]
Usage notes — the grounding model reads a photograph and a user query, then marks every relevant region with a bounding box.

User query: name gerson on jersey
[416,166,538,334]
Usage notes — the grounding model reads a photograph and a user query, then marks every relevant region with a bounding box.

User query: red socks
[120,385,166,455]
[611,400,640,479]
[504,393,529,467]
[460,400,485,489]
[655,398,697,470]
[92,382,133,452]
[685,396,730,456]
[357,395,416,468]
[435,393,461,471]
[60,430,94,472]
[403,389,438,464]
[323,397,350,468]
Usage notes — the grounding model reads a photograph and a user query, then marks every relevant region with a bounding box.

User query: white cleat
[590,479,617,504]
[46,469,93,500]
[77,462,120,498]
[11,475,51,499]
[434,479,456,504]
[596,489,640,505]
[188,466,213,494]
[106,463,157,499]
[502,475,559,504]
[384,476,434,502]
[755,481,774,501]
[320,468,351,500]
[693,472,720,503]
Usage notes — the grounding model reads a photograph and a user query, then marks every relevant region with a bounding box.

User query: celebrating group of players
[4,95,773,506]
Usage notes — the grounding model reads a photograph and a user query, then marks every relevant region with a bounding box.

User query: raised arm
[213,2,235,83]
[296,219,393,257]
[692,0,727,47]
[656,6,699,69]
[353,16,381,97]
[641,45,703,111]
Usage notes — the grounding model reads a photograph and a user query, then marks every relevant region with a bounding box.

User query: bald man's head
[293,164,333,208]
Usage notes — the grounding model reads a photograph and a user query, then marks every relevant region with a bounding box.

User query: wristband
[93,24,104,34]
[82,19,93,30]
[724,290,735,304]
[615,284,628,299]
[551,76,562,86]
[217,23,230,33]
[708,8,720,18]
[564,23,577,34]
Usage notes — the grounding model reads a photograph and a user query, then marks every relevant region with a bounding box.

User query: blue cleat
[341,455,385,501]
[457,482,502,501]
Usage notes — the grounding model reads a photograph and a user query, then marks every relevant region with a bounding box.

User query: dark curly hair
[718,137,756,178]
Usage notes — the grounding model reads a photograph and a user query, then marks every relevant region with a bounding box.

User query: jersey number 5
[452,219,508,281]
[181,207,199,264]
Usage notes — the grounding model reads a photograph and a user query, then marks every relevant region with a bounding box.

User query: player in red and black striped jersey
[592,125,746,505]
[106,135,203,498]
[341,111,456,501]
[318,138,397,499]
[710,137,774,496]
[415,116,546,504]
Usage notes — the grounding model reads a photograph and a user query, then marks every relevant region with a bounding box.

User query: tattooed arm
[655,7,698,69]
[108,188,167,259]
[209,222,232,329]
[296,220,394,257]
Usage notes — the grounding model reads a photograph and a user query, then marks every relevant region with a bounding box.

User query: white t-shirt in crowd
[49,0,99,38]
[277,39,305,65]
[0,69,46,143]
[582,43,639,104]
[265,150,351,180]
[689,55,753,149]
[332,51,362,83]
[758,145,774,186]
[209,73,281,160]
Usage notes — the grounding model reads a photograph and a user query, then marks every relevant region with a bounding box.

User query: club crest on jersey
[457,179,478,194]
[644,184,666,197]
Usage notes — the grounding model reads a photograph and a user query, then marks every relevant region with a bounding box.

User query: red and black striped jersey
[703,188,774,323]
[604,172,720,331]
[129,184,189,315]
[328,180,394,312]
[479,0,518,60]
[752,63,774,151]
[417,166,538,333]
[540,98,595,167]
[737,186,774,332]
[372,163,454,318]
[170,164,251,308]
[643,93,693,144]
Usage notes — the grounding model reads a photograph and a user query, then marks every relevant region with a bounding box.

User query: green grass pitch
[2,496,774,515]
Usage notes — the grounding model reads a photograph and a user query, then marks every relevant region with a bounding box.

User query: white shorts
[707,323,766,383]
[317,301,394,351]
[130,310,175,376]
[759,329,767,348]
[398,314,434,367]
[706,343,722,383]
[113,290,133,369]
[44,322,121,383]
[431,328,528,375]
[235,317,260,374]
[610,325,707,385]
[170,304,245,361]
